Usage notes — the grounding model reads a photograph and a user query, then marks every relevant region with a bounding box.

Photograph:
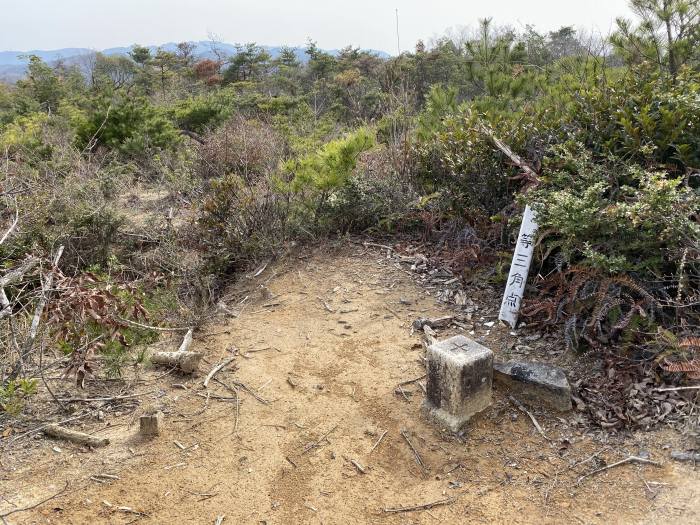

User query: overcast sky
[1,0,634,53]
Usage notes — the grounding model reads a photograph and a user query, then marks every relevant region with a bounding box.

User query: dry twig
[0,482,69,520]
[369,430,388,454]
[302,424,339,454]
[203,356,237,388]
[577,456,661,484]
[509,396,550,441]
[400,430,426,471]
[382,497,455,514]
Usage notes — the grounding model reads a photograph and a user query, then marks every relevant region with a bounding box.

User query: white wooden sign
[499,205,538,328]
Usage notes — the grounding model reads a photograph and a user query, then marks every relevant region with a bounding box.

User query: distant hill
[0,41,392,82]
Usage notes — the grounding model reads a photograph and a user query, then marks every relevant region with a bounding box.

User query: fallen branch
[344,455,367,474]
[5,411,95,446]
[151,329,203,373]
[0,482,69,519]
[577,456,661,484]
[400,430,426,471]
[369,430,388,454]
[0,197,19,246]
[203,356,237,388]
[655,385,700,392]
[382,497,455,514]
[22,246,63,355]
[362,241,394,253]
[396,375,427,388]
[0,257,39,288]
[478,121,538,184]
[302,424,339,455]
[178,328,193,353]
[151,350,203,373]
[44,424,110,447]
[351,459,367,473]
[670,451,700,462]
[509,396,550,441]
[384,305,400,319]
[216,378,269,405]
[57,390,159,403]
[117,317,192,332]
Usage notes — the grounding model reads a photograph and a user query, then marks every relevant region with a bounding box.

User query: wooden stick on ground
[0,482,69,521]
[117,317,192,332]
[655,385,700,392]
[396,374,427,388]
[44,424,110,447]
[400,430,426,471]
[317,296,335,313]
[57,390,159,403]
[509,396,550,441]
[203,356,237,388]
[382,497,455,513]
[302,424,339,454]
[577,456,661,484]
[369,430,388,454]
[217,378,269,405]
[0,197,19,246]
[151,329,203,373]
[343,455,367,474]
[362,241,395,253]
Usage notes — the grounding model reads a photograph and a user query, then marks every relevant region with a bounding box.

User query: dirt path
[1,246,698,524]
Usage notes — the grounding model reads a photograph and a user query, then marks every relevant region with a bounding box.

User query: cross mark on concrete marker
[450,342,472,352]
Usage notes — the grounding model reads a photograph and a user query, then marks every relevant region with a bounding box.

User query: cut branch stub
[150,350,203,373]
[150,328,202,373]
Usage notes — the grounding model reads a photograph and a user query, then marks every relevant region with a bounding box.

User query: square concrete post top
[424,335,494,432]
[429,335,492,364]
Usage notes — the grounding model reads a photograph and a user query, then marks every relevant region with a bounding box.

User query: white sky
[1,0,633,53]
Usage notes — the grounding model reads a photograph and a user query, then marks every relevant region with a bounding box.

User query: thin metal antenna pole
[395,8,401,55]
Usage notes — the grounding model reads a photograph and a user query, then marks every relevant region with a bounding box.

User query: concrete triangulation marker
[422,335,493,432]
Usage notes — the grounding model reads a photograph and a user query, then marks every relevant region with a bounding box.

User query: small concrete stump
[139,411,163,437]
[494,361,572,411]
[422,335,493,432]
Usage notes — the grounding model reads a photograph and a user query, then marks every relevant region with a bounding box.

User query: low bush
[195,115,285,181]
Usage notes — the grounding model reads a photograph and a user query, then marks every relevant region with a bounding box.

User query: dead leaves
[45,272,151,387]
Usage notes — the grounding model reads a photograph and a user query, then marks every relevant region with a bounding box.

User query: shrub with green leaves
[170,94,227,134]
[281,127,375,228]
[0,378,38,416]
[528,144,699,275]
[324,146,417,233]
[77,96,180,155]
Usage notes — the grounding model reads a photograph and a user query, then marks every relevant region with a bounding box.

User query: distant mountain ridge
[0,41,392,82]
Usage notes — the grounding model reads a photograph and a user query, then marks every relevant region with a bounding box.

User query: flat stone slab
[422,335,493,432]
[493,361,572,411]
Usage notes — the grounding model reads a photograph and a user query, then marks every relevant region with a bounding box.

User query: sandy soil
[1,245,698,524]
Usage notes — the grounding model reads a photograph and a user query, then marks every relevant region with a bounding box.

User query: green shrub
[0,378,38,416]
[325,146,417,233]
[281,127,375,228]
[529,143,699,275]
[77,96,180,155]
[170,94,226,133]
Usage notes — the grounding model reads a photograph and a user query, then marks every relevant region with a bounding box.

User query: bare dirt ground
[1,245,698,524]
